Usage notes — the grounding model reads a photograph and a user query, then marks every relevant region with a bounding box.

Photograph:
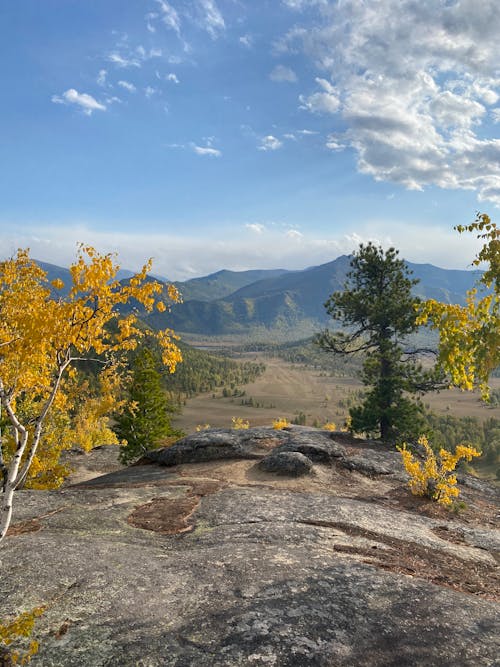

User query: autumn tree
[114,347,181,464]
[418,213,500,397]
[316,243,443,442]
[0,246,182,545]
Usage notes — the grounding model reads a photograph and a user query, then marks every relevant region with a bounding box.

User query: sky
[1,0,500,280]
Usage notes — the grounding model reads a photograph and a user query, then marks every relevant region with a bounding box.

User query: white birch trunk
[0,363,67,545]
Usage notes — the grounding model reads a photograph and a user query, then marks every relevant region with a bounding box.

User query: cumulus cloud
[299,77,340,114]
[270,65,297,83]
[1,220,482,281]
[118,80,137,93]
[325,134,346,151]
[51,89,106,115]
[166,73,180,83]
[259,135,283,151]
[285,0,500,205]
[286,229,303,240]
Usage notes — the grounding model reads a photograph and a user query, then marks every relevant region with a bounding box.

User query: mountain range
[148,256,481,337]
[36,256,481,338]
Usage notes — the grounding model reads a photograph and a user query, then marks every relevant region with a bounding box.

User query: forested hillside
[146,256,481,336]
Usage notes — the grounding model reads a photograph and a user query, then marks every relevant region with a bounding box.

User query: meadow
[173,352,500,434]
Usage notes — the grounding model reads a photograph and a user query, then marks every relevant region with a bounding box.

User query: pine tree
[317,243,444,442]
[115,348,178,463]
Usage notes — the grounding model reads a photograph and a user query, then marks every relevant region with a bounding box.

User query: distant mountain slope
[174,268,290,302]
[33,256,482,338]
[146,256,481,336]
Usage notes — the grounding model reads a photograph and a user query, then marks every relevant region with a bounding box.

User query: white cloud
[286,229,303,240]
[492,109,500,124]
[156,0,181,34]
[146,11,157,33]
[239,34,253,48]
[259,135,283,151]
[118,80,137,93]
[246,223,266,234]
[97,69,107,87]
[145,86,159,98]
[325,134,346,151]
[51,89,106,115]
[299,77,340,114]
[1,220,483,281]
[286,0,500,205]
[191,143,222,157]
[107,52,141,68]
[198,0,225,39]
[282,0,327,9]
[270,65,297,83]
[166,73,180,84]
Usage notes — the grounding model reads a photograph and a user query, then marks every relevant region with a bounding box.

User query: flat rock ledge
[2,427,499,666]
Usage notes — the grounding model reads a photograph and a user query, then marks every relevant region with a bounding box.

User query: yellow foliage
[322,422,336,431]
[231,417,249,430]
[272,417,289,430]
[0,246,181,539]
[195,424,211,432]
[417,214,500,397]
[0,606,45,665]
[398,436,481,506]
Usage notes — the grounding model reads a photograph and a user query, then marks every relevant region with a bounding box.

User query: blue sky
[1,0,499,279]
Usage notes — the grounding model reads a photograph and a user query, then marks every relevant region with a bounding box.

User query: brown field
[173,355,500,434]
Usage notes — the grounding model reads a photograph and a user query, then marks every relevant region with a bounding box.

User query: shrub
[195,424,211,432]
[398,436,481,506]
[0,606,45,665]
[322,422,336,431]
[231,417,249,430]
[272,418,289,430]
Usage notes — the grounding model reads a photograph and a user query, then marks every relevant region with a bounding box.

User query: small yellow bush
[272,418,289,430]
[322,422,336,431]
[195,424,210,432]
[0,606,45,665]
[398,436,481,506]
[231,417,249,430]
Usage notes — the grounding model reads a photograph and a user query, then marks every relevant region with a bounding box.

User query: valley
[173,351,500,435]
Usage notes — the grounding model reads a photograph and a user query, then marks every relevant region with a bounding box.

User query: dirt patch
[7,517,42,536]
[432,525,468,545]
[127,478,226,534]
[128,496,200,535]
[7,506,66,537]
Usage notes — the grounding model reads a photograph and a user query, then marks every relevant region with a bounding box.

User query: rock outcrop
[3,426,499,666]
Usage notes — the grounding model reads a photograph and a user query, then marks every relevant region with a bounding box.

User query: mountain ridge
[33,255,482,338]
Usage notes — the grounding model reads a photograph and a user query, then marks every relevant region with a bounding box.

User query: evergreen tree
[114,348,178,463]
[317,243,444,442]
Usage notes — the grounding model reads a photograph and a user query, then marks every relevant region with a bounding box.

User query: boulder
[143,427,289,466]
[259,451,313,476]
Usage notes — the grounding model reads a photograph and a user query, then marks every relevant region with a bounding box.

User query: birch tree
[418,213,500,398]
[0,245,181,544]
